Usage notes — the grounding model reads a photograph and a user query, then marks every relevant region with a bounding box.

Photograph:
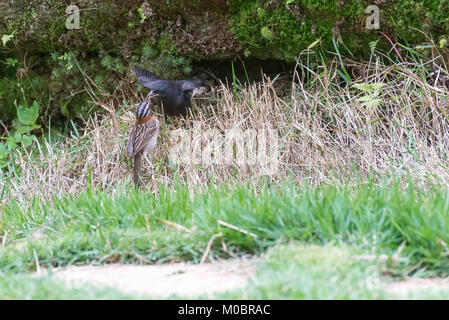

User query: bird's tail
[133,154,142,188]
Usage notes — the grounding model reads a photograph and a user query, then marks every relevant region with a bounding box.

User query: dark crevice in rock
[193,58,295,84]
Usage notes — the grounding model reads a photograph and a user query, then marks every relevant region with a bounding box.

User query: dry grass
[2,51,449,205]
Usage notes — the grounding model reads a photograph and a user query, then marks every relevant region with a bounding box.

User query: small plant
[100,54,114,69]
[257,8,266,17]
[260,26,274,41]
[1,32,14,46]
[352,82,385,110]
[58,52,75,71]
[100,54,125,73]
[369,40,379,54]
[4,58,18,68]
[0,101,40,170]
[50,51,76,73]
[137,7,147,23]
[141,44,158,59]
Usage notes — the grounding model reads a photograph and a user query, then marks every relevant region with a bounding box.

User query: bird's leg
[133,154,143,188]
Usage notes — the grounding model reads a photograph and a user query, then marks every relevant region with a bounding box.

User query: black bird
[134,66,204,116]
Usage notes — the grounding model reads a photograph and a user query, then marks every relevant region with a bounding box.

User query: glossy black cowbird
[134,66,204,116]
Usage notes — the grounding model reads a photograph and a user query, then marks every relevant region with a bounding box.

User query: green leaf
[307,39,321,50]
[1,33,14,46]
[17,101,39,125]
[352,82,385,93]
[13,131,22,142]
[369,83,385,90]
[137,7,147,23]
[358,96,382,109]
[5,58,18,67]
[337,69,351,84]
[333,37,352,84]
[357,95,371,102]
[0,143,7,160]
[7,134,20,148]
[15,124,40,136]
[21,135,35,147]
[369,40,379,54]
[352,83,370,92]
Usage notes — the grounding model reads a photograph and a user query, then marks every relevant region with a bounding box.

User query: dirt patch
[385,278,449,298]
[40,257,259,298]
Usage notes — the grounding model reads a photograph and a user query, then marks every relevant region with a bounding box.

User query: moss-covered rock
[1,0,449,124]
[2,0,449,64]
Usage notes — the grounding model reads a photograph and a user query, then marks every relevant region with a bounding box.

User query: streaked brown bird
[127,97,160,188]
[134,66,204,116]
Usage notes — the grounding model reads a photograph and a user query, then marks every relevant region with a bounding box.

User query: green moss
[135,32,194,79]
[230,0,339,60]
[300,0,339,12]
[3,0,449,62]
[142,44,159,59]
[260,26,273,40]
[257,7,266,17]
[229,0,449,60]
[388,0,449,43]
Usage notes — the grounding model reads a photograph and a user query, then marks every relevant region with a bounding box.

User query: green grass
[218,243,385,299]
[0,273,133,299]
[2,178,449,278]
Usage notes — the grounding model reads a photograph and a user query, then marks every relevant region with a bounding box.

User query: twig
[381,32,404,63]
[144,215,151,233]
[217,220,258,239]
[221,237,237,258]
[200,232,223,264]
[393,241,406,260]
[33,249,41,275]
[1,232,7,247]
[154,217,192,233]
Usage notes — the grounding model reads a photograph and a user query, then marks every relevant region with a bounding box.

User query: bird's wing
[127,118,159,157]
[180,79,204,91]
[134,67,161,88]
[146,80,170,92]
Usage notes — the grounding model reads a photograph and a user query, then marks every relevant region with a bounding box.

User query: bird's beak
[146,90,159,100]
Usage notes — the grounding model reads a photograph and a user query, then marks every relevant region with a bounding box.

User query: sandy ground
[41,257,259,298]
[385,277,449,298]
[34,254,449,299]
